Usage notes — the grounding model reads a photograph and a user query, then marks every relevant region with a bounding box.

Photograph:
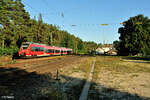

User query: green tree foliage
[113,40,120,51]
[0,0,99,56]
[116,14,150,56]
[84,41,99,51]
[0,0,30,48]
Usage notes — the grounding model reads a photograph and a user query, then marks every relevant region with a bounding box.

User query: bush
[0,47,19,57]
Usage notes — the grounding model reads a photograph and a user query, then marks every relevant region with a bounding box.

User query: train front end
[19,42,31,57]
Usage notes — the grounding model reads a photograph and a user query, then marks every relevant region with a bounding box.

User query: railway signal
[101,24,108,26]
[136,22,142,24]
[120,22,126,25]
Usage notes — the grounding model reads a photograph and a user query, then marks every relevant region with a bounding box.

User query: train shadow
[0,67,150,100]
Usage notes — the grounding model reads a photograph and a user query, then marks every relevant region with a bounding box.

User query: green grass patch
[94,56,150,74]
[78,57,95,77]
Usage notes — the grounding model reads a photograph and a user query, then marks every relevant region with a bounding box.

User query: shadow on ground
[122,56,150,64]
[0,67,150,100]
[123,56,150,61]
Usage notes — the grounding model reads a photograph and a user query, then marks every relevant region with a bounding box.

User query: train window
[21,44,30,49]
[39,47,44,51]
[31,47,44,52]
[56,50,60,53]
[22,47,28,49]
[45,49,54,53]
[45,49,48,53]
[31,46,36,51]
[52,50,54,53]
[35,47,39,51]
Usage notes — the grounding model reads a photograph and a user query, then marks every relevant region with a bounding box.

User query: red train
[19,42,72,57]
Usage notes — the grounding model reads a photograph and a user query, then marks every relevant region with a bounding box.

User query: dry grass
[76,57,95,77]
[0,56,12,66]
[89,56,150,100]
[42,56,95,100]
[95,56,150,74]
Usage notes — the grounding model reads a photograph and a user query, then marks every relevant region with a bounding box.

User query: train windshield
[21,43,30,49]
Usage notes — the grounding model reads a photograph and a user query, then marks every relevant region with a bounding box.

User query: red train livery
[19,42,72,57]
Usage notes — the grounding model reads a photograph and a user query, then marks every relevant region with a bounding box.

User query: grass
[38,79,85,100]
[6,60,17,64]
[0,55,12,65]
[62,57,95,100]
[94,56,150,74]
[0,63,2,66]
[77,57,95,78]
[12,59,17,64]
[24,64,30,67]
[7,61,12,64]
[37,88,63,100]
[39,56,94,100]
[89,56,150,99]
[71,57,94,77]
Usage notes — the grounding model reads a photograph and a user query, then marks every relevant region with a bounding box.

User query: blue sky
[23,0,150,44]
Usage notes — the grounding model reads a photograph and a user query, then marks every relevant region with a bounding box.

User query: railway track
[13,55,66,64]
[1,55,67,69]
[0,55,95,100]
[0,56,66,85]
[0,56,83,86]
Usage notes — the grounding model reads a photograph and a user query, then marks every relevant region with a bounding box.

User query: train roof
[22,42,47,46]
[22,42,72,51]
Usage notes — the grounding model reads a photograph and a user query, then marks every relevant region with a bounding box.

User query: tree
[77,40,84,52]
[0,0,12,47]
[0,0,30,48]
[0,0,99,55]
[117,14,150,56]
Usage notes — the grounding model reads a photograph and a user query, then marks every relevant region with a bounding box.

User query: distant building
[96,44,117,55]
[107,49,117,55]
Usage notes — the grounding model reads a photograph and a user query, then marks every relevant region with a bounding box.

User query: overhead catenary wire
[22,1,143,27]
[54,22,143,27]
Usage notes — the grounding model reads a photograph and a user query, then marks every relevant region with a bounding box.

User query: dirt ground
[89,56,150,100]
[1,55,150,100]
[0,55,92,100]
[0,56,84,74]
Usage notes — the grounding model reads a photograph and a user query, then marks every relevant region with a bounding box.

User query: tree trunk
[51,32,53,45]
[2,39,4,48]
[2,24,7,48]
